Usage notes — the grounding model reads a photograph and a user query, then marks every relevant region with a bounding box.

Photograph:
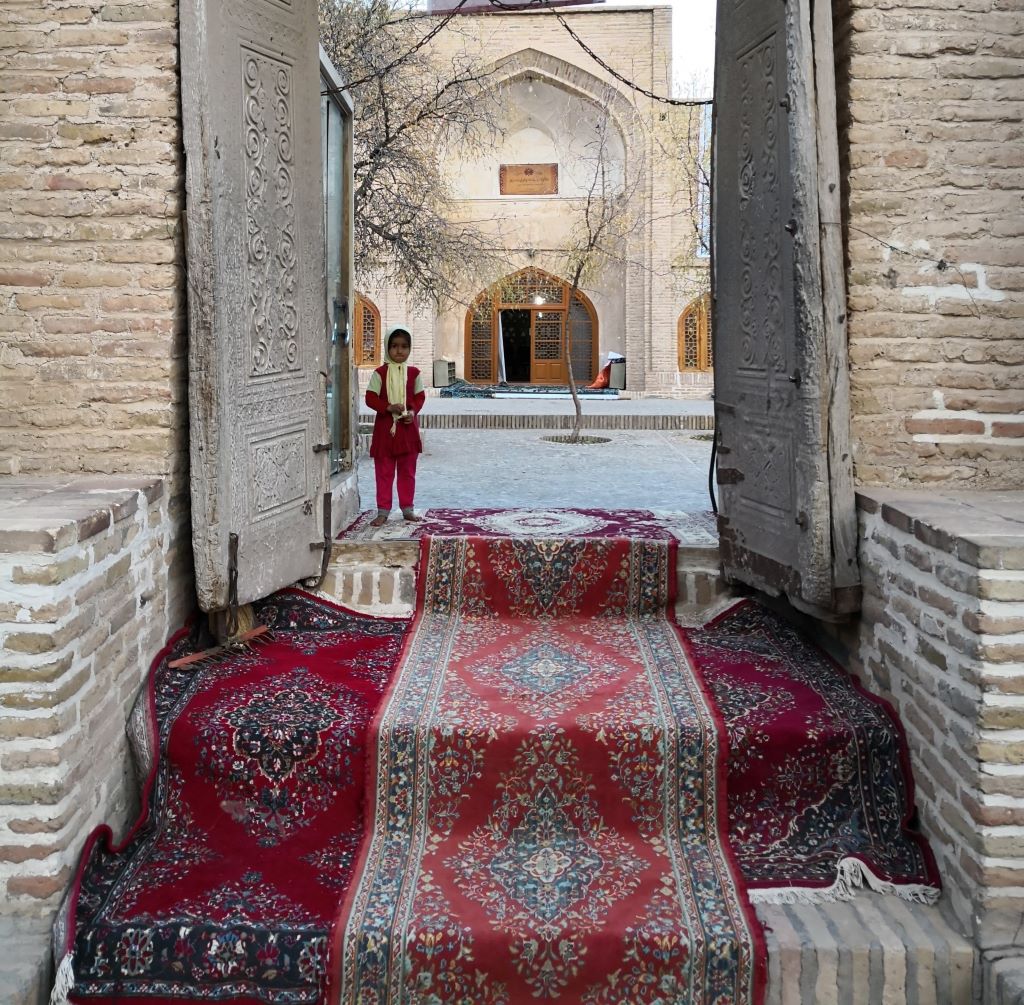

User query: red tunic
[365,364,426,458]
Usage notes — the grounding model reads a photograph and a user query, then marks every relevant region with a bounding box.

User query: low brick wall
[0,476,175,917]
[853,488,1024,950]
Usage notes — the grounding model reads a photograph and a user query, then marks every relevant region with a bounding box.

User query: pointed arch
[481,48,641,154]
[677,293,712,373]
[354,293,381,368]
[464,267,598,385]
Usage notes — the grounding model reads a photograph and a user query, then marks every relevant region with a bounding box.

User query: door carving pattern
[738,39,783,377]
[243,50,300,379]
[713,0,858,614]
[182,0,328,610]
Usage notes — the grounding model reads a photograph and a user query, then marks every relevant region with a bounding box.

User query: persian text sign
[499,163,558,195]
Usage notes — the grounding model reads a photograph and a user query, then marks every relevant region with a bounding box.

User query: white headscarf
[384,325,411,435]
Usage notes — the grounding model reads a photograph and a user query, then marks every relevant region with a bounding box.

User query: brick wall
[0,3,193,980]
[853,489,1024,950]
[411,6,703,394]
[0,0,187,486]
[0,479,175,917]
[834,0,1024,488]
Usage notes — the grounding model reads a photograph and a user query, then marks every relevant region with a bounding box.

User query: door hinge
[313,442,332,454]
[788,369,802,387]
[795,511,809,530]
[784,218,798,235]
[226,531,239,636]
[302,492,333,590]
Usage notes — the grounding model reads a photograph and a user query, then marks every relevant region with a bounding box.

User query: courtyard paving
[356,426,717,513]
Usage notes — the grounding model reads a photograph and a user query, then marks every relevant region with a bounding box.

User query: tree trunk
[565,274,584,444]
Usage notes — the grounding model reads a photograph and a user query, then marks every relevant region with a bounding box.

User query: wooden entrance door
[712,0,859,616]
[531,312,567,384]
[180,0,329,611]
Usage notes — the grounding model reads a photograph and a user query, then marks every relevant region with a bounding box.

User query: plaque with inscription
[499,163,558,196]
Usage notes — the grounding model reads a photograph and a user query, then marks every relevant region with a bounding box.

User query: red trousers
[374,452,417,511]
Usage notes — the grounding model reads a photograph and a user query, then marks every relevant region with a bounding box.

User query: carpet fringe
[748,857,941,906]
[49,952,74,1005]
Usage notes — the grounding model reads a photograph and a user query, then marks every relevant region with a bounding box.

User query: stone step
[758,894,977,1004]
[325,535,728,619]
[0,915,52,1005]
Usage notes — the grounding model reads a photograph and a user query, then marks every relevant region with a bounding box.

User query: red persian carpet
[56,534,937,1004]
[55,590,409,1005]
[682,601,941,903]
[336,536,765,1004]
[342,507,717,543]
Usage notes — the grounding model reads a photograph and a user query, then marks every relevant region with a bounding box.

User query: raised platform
[320,509,987,1003]
[327,509,727,620]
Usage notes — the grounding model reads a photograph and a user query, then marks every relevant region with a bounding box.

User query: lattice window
[677,294,712,372]
[354,294,381,368]
[568,294,595,382]
[468,293,494,382]
[534,315,563,360]
[498,268,565,309]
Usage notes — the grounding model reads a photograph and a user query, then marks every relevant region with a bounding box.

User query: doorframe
[463,269,599,384]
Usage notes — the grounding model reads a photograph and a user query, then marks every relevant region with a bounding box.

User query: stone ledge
[0,914,51,1005]
[0,476,163,554]
[987,956,1024,1005]
[857,489,1024,570]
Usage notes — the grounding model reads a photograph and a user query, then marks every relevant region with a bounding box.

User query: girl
[365,326,426,526]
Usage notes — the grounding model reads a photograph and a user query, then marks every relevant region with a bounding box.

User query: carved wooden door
[712,0,859,615]
[531,312,567,384]
[181,0,328,611]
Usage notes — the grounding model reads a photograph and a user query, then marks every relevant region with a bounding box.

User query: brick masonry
[850,488,1024,954]
[0,477,178,917]
[833,0,1024,487]
[0,0,188,486]
[362,7,714,396]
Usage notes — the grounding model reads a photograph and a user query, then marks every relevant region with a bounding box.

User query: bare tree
[319,0,506,307]
[559,100,646,443]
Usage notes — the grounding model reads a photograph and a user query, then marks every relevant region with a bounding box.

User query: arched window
[354,294,381,368]
[677,294,712,372]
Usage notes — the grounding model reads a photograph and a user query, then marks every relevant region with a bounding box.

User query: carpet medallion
[56,591,409,1004]
[338,536,765,1004]
[341,507,718,544]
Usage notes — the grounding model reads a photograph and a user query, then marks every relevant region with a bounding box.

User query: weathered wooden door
[531,312,567,384]
[712,0,859,615]
[181,0,329,611]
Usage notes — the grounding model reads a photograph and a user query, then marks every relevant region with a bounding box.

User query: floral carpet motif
[341,507,718,545]
[338,536,765,1005]
[57,590,410,1004]
[683,601,941,901]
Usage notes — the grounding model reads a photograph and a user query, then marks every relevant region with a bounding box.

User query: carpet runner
[54,591,409,1005]
[439,379,619,399]
[341,507,718,544]
[337,536,765,1004]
